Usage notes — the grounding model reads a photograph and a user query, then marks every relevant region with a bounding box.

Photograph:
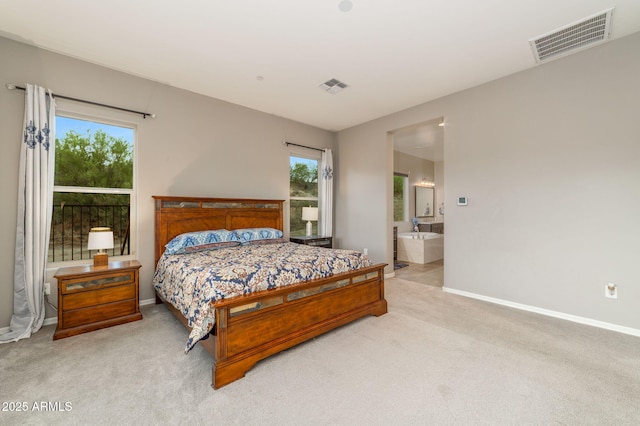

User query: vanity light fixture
[416,178,435,188]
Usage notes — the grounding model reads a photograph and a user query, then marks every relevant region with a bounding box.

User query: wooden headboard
[152,196,284,265]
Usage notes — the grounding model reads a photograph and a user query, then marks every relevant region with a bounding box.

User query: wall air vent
[319,78,348,94]
[529,8,613,63]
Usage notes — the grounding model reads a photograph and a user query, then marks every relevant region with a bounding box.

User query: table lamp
[302,207,318,237]
[87,227,114,266]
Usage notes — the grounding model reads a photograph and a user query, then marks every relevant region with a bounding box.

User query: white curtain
[319,148,333,237]
[0,84,55,344]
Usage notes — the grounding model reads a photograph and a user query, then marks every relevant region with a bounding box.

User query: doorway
[391,117,444,287]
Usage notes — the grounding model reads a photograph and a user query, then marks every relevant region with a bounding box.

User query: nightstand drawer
[61,271,135,294]
[64,284,136,310]
[62,300,137,329]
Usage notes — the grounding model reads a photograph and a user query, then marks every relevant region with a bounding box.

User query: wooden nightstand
[53,260,142,340]
[290,235,333,248]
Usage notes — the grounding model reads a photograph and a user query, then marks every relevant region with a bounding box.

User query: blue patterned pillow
[165,229,240,255]
[235,228,284,244]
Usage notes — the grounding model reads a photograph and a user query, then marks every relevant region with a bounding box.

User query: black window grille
[49,204,130,263]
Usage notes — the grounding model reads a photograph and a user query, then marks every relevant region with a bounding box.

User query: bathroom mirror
[415,186,434,217]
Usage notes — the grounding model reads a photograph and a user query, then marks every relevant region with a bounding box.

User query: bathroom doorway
[391,117,444,287]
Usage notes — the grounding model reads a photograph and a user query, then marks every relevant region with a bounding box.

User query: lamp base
[306,221,312,237]
[93,252,109,267]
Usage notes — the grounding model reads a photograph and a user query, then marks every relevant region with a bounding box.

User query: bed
[152,195,388,389]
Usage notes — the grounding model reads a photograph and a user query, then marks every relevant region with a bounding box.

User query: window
[49,115,135,263]
[393,173,408,222]
[289,155,319,236]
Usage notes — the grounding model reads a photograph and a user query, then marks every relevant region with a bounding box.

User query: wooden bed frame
[153,195,388,389]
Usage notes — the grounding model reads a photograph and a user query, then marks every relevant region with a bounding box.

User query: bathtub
[396,232,443,264]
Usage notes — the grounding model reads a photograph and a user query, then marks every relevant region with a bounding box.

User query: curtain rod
[282,141,325,153]
[5,83,156,119]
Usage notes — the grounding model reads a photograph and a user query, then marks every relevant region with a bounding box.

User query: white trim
[52,112,138,264]
[443,287,640,338]
[289,154,320,236]
[0,299,160,335]
[139,298,156,306]
[288,148,322,161]
[0,317,57,334]
[53,185,133,195]
[47,254,136,270]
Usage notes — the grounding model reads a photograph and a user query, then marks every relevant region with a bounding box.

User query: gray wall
[0,36,334,328]
[337,31,640,331]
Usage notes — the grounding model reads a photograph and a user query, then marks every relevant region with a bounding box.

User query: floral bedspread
[152,242,371,352]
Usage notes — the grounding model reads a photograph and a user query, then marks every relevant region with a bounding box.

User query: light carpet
[1,277,639,425]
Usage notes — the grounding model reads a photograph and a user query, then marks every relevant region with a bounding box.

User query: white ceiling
[1,0,640,135]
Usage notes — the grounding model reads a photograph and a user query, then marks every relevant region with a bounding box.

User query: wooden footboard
[157,263,387,389]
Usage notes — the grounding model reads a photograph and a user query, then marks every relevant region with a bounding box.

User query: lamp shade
[87,227,114,251]
[302,207,318,221]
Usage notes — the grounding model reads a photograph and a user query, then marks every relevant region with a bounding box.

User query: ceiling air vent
[319,78,348,94]
[529,8,613,63]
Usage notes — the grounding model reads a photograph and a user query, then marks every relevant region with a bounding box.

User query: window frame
[49,111,138,267]
[393,172,409,223]
[289,151,321,236]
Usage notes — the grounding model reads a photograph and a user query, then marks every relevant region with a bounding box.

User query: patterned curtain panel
[319,149,333,237]
[0,84,56,343]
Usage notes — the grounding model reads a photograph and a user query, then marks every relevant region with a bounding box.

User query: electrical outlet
[605,283,617,299]
[363,248,368,255]
[44,282,51,296]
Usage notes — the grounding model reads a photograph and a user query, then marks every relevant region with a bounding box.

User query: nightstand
[53,260,142,340]
[290,235,333,248]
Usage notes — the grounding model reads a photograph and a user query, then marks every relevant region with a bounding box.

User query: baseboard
[442,286,640,338]
[1,298,159,335]
[0,317,58,335]
[139,298,156,306]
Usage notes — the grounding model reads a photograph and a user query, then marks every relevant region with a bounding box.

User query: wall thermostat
[457,196,468,206]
